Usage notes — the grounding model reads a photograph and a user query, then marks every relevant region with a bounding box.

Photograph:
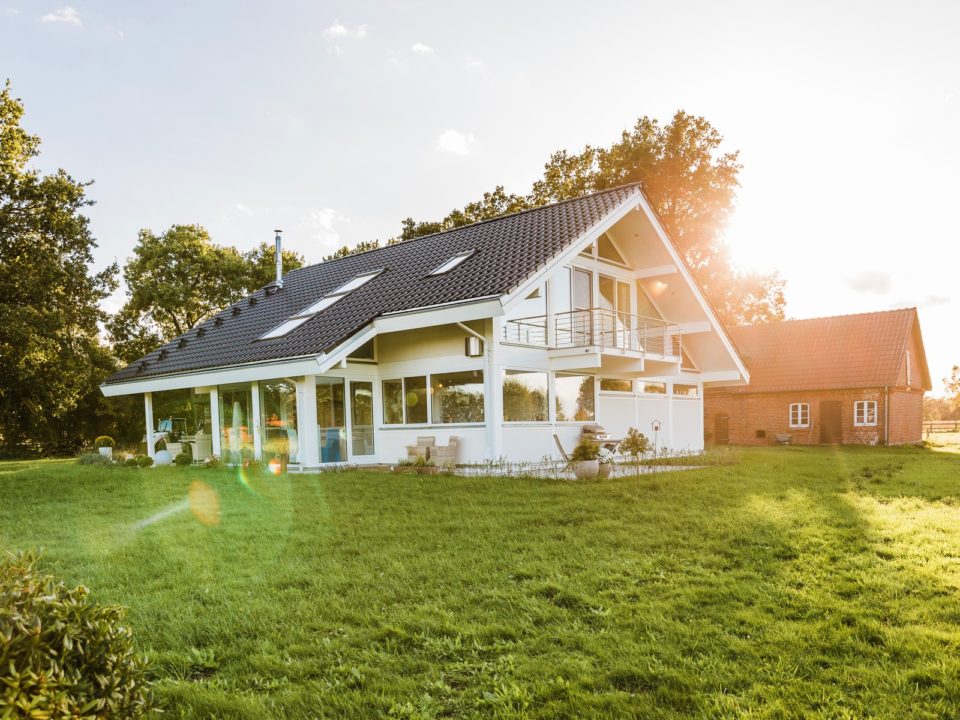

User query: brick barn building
[704,308,931,446]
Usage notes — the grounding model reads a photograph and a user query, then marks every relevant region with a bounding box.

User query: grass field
[3,445,960,719]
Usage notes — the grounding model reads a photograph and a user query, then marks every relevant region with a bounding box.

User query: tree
[0,81,117,453]
[387,111,784,326]
[107,228,303,364]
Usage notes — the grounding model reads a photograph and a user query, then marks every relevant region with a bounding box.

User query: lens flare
[234,465,259,495]
[189,480,221,527]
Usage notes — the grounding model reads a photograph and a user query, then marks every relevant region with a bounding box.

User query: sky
[2,0,958,394]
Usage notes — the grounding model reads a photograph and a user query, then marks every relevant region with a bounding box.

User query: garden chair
[432,437,458,466]
[553,434,574,472]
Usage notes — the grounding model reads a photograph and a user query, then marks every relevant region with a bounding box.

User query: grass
[2,446,960,718]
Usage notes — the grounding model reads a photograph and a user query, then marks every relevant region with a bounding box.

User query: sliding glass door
[349,380,376,459]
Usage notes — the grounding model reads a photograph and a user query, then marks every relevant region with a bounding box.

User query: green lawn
[3,446,960,719]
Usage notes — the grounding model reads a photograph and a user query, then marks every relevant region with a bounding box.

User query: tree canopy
[334,111,784,326]
[108,227,303,364]
[0,81,117,452]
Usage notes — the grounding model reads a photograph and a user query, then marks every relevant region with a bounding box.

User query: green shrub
[618,427,651,460]
[570,437,599,462]
[125,457,139,467]
[77,452,112,466]
[135,455,154,468]
[0,551,157,718]
[94,435,115,448]
[202,456,224,470]
[174,452,192,467]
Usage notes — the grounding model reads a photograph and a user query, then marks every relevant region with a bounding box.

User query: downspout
[884,385,889,446]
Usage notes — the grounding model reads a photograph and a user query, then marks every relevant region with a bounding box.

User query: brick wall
[704,387,922,446]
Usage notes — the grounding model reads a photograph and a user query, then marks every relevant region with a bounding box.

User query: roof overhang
[99,296,505,397]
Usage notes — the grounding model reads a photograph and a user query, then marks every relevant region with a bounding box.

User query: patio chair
[432,437,458,466]
[553,434,574,472]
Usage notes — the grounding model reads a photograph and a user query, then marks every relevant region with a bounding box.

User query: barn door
[820,401,842,444]
[714,414,730,445]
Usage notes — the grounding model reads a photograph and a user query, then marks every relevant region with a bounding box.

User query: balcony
[502,309,681,360]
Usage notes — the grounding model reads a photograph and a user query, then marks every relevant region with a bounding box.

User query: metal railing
[502,309,681,357]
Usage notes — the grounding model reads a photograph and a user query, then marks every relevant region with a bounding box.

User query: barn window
[854,400,877,427]
[789,403,810,428]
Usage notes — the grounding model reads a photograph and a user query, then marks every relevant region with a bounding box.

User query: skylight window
[258,269,383,340]
[429,250,474,276]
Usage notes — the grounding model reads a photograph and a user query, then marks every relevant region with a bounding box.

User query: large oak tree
[0,81,117,452]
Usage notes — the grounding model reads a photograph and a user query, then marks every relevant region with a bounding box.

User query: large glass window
[350,381,375,455]
[555,374,595,422]
[431,370,484,424]
[382,376,428,424]
[503,370,548,422]
[639,382,667,394]
[151,388,213,461]
[600,378,633,393]
[219,384,253,464]
[674,384,699,397]
[261,379,299,464]
[383,379,404,424]
[317,377,346,462]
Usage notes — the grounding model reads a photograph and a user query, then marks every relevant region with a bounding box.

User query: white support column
[209,387,222,459]
[696,385,704,451]
[297,376,320,470]
[250,381,262,459]
[486,318,503,461]
[144,392,155,459]
[666,381,675,450]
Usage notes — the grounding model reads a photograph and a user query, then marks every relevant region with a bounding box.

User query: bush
[135,455,154,468]
[202,456,224,470]
[174,452,192,467]
[94,435,115,448]
[125,457,139,467]
[0,551,157,717]
[618,427,651,460]
[77,452,112,466]
[570,437,599,462]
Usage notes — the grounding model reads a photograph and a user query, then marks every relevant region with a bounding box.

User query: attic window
[258,269,383,340]
[429,250,474,275]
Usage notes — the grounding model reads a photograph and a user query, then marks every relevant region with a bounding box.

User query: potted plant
[570,437,600,480]
[597,447,615,478]
[94,436,114,460]
[618,427,651,478]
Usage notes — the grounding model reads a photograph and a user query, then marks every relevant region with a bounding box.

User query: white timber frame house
[101,184,748,470]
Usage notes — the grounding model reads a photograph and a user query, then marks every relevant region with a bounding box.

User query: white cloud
[235,203,255,216]
[40,6,80,25]
[117,28,124,39]
[323,21,367,39]
[299,208,349,257]
[436,129,475,155]
[846,271,892,295]
[4,8,19,16]
[465,56,485,72]
[411,42,434,56]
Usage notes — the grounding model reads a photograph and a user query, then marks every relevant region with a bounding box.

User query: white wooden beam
[634,264,677,279]
[144,392,155,459]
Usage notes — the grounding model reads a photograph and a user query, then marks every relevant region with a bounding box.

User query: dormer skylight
[258,269,383,340]
[429,250,474,276]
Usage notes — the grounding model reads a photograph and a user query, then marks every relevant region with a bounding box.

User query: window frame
[258,269,383,340]
[428,250,475,276]
[789,402,810,428]
[382,376,430,425]
[502,369,550,423]
[599,378,634,394]
[554,372,596,423]
[854,400,878,427]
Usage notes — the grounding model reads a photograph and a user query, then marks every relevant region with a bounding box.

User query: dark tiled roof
[105,184,641,384]
[722,308,930,393]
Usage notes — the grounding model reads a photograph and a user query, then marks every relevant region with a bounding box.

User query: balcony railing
[502,309,681,357]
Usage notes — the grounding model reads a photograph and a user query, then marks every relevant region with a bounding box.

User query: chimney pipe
[273,229,283,288]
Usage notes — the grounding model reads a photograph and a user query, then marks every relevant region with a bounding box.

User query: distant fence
[924,420,960,434]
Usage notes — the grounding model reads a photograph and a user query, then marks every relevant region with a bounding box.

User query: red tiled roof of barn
[725,308,932,393]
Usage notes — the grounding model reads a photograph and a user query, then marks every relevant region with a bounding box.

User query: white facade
[102,191,747,468]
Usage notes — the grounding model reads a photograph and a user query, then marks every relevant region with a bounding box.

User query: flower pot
[573,460,599,480]
[153,450,173,467]
[98,446,113,460]
[597,462,612,479]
